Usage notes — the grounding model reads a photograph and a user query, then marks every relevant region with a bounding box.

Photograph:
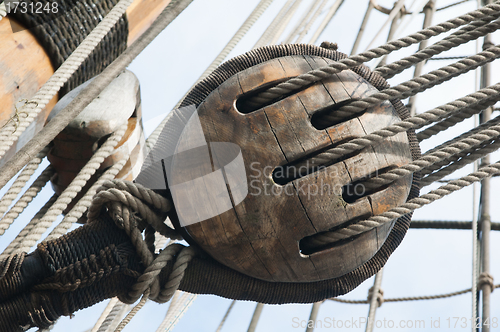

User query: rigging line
[364,0,407,52]
[0,166,54,237]
[360,115,500,193]
[292,65,500,180]
[268,0,303,45]
[350,0,375,55]
[254,0,294,48]
[0,146,49,219]
[330,285,500,304]
[16,124,127,252]
[419,137,500,186]
[309,0,344,45]
[0,194,57,259]
[170,0,274,116]
[365,269,384,332]
[408,0,436,116]
[314,154,500,243]
[215,300,237,332]
[200,0,274,80]
[305,301,323,332]
[247,303,265,332]
[313,43,500,128]
[376,13,500,79]
[157,291,197,332]
[0,0,194,191]
[283,0,322,44]
[45,158,127,241]
[295,0,329,44]
[0,0,134,163]
[409,220,500,230]
[424,110,500,155]
[245,2,500,107]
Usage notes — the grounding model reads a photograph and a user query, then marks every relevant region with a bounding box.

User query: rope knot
[478,272,494,292]
[367,286,384,307]
[320,41,338,51]
[87,179,193,305]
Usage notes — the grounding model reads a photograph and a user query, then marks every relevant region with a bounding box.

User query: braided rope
[45,159,127,241]
[0,166,54,236]
[245,2,500,107]
[0,0,133,161]
[360,119,500,191]
[417,100,496,141]
[0,194,57,258]
[375,15,500,79]
[315,43,500,126]
[420,138,500,186]
[16,125,127,251]
[311,157,500,244]
[0,147,48,219]
[295,82,500,178]
[87,179,190,306]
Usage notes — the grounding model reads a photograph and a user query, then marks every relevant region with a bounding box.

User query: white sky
[2,0,500,331]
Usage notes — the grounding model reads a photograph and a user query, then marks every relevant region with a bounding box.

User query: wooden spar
[0,0,171,160]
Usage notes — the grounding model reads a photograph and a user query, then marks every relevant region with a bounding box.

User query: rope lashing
[87,179,190,304]
[478,272,495,292]
[367,286,384,307]
[244,2,500,107]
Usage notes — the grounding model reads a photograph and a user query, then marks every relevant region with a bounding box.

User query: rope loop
[86,179,192,305]
[478,272,495,292]
[367,286,384,307]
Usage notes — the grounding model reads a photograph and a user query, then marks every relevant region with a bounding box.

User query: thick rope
[375,14,500,79]
[293,81,500,177]
[0,0,133,162]
[417,99,496,141]
[360,117,500,191]
[310,156,500,244]
[0,0,195,191]
[87,179,191,307]
[0,166,54,236]
[94,299,125,332]
[245,2,500,107]
[314,43,500,126]
[0,146,49,219]
[420,138,500,186]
